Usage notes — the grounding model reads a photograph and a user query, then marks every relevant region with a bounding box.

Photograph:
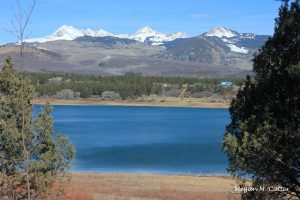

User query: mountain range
[25,25,189,45]
[0,25,269,77]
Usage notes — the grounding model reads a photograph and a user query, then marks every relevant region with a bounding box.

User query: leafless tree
[10,1,37,199]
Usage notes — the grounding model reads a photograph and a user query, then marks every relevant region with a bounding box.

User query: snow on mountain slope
[130,26,189,44]
[220,38,248,54]
[226,44,248,54]
[26,25,189,45]
[168,32,189,41]
[203,26,251,54]
[205,26,238,38]
[82,28,113,37]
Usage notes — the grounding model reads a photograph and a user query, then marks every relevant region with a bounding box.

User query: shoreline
[70,170,230,177]
[71,172,233,179]
[32,97,230,108]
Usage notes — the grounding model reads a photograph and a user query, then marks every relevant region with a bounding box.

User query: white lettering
[234,186,289,193]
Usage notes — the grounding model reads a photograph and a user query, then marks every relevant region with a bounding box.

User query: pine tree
[0,57,75,199]
[223,0,300,199]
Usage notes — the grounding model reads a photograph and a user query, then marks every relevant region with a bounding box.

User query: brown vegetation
[44,182,94,200]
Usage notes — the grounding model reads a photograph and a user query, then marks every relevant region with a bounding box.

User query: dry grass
[0,174,242,199]
[64,173,241,200]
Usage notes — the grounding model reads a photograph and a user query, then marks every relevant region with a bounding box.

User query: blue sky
[0,0,281,44]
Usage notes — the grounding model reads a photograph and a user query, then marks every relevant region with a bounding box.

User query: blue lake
[34,105,230,175]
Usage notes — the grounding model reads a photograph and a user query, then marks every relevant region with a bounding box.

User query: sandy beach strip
[32,97,230,108]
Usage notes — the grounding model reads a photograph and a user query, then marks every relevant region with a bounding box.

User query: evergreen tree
[0,57,75,199]
[223,0,300,199]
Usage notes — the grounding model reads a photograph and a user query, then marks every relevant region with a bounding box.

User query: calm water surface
[34,105,230,175]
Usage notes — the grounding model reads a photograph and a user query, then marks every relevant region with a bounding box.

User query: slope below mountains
[0,26,269,77]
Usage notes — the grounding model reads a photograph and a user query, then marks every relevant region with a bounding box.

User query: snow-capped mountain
[204,27,238,38]
[25,25,189,45]
[25,25,115,43]
[23,25,269,56]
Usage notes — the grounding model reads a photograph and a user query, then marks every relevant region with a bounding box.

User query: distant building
[232,85,241,90]
[48,77,63,84]
[53,89,74,100]
[219,81,233,87]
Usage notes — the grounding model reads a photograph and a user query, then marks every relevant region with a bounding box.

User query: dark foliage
[223,0,300,199]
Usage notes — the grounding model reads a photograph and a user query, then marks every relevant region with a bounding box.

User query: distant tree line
[25,72,243,99]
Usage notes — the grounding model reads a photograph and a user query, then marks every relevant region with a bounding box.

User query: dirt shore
[32,97,230,108]
[66,173,241,200]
